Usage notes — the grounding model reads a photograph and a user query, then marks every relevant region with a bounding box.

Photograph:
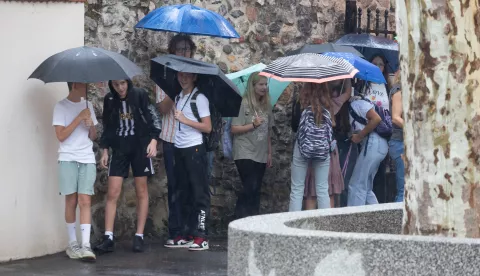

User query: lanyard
[177,92,194,131]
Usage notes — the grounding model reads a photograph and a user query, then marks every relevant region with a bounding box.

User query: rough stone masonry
[84,0,394,240]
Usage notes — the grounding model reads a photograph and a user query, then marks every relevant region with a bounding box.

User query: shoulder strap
[348,102,368,126]
[190,90,202,122]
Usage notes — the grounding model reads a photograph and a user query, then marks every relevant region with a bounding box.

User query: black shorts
[108,148,154,178]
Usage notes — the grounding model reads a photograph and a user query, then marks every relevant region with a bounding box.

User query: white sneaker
[80,245,96,261]
[66,241,82,259]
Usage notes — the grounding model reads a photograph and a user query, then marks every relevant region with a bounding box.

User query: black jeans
[163,141,182,238]
[234,159,266,219]
[174,144,210,238]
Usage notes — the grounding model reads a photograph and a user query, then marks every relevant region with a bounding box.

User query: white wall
[0,2,84,261]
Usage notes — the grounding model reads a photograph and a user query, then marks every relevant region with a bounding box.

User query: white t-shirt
[363,82,389,110]
[174,88,210,148]
[349,99,374,132]
[52,98,98,163]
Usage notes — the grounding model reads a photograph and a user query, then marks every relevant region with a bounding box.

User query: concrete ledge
[228,203,480,276]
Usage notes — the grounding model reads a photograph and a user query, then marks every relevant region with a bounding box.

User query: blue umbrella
[323,52,386,84]
[135,4,240,39]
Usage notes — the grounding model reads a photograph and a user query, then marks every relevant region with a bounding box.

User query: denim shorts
[58,161,96,195]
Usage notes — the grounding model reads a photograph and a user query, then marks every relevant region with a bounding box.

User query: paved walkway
[0,239,227,276]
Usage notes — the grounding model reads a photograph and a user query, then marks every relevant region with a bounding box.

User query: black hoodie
[99,80,161,150]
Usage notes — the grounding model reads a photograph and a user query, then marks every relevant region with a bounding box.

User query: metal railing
[344,0,396,38]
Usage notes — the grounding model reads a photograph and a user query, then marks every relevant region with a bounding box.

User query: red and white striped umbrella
[259,53,358,83]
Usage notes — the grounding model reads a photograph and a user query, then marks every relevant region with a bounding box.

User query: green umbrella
[226,63,291,107]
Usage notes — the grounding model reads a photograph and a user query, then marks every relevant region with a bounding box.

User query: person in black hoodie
[95,79,160,254]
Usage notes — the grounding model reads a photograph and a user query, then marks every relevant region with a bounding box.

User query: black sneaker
[94,235,114,255]
[132,235,144,252]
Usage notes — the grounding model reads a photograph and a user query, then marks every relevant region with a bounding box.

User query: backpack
[297,106,335,161]
[190,91,223,152]
[348,96,392,139]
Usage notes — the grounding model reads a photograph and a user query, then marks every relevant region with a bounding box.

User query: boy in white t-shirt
[171,72,212,251]
[52,82,98,261]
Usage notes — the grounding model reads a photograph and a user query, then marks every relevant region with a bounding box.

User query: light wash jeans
[347,132,388,206]
[289,142,330,211]
[389,139,405,202]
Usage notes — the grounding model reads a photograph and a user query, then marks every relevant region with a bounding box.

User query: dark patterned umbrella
[259,53,359,84]
[335,34,399,72]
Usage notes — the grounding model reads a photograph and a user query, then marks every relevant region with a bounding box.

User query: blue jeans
[163,141,182,238]
[289,142,330,211]
[389,139,405,202]
[347,132,388,206]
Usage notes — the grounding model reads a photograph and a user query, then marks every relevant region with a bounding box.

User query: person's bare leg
[330,195,335,208]
[105,177,123,232]
[134,177,149,234]
[305,197,317,210]
[78,194,91,225]
[65,193,78,223]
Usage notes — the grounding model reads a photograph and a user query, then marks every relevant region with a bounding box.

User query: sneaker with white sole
[164,238,175,247]
[66,241,82,259]
[164,235,193,248]
[80,245,96,262]
[189,237,209,251]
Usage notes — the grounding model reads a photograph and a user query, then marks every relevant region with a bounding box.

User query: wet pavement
[0,239,227,276]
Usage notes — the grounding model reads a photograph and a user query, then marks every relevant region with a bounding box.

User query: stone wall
[84,0,393,240]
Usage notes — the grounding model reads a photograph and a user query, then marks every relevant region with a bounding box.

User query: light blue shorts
[58,161,96,195]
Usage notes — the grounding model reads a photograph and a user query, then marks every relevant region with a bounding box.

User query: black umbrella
[29,46,143,83]
[286,43,364,57]
[29,46,143,108]
[150,55,242,117]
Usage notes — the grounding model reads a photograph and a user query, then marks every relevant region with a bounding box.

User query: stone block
[230,10,244,18]
[245,5,257,22]
[228,203,480,275]
[223,44,233,54]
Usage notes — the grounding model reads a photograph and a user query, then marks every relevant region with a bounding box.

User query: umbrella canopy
[323,52,386,84]
[259,53,359,84]
[135,4,240,39]
[150,55,242,117]
[335,34,399,72]
[226,63,291,106]
[28,46,143,83]
[286,43,363,57]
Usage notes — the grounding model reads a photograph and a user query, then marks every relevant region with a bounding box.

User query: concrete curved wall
[228,203,480,276]
[0,1,84,261]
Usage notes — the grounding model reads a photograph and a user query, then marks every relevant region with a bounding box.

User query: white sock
[135,233,144,239]
[105,231,114,240]
[66,223,76,243]
[80,224,91,247]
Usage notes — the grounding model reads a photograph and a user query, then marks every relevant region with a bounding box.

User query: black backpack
[190,91,223,152]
